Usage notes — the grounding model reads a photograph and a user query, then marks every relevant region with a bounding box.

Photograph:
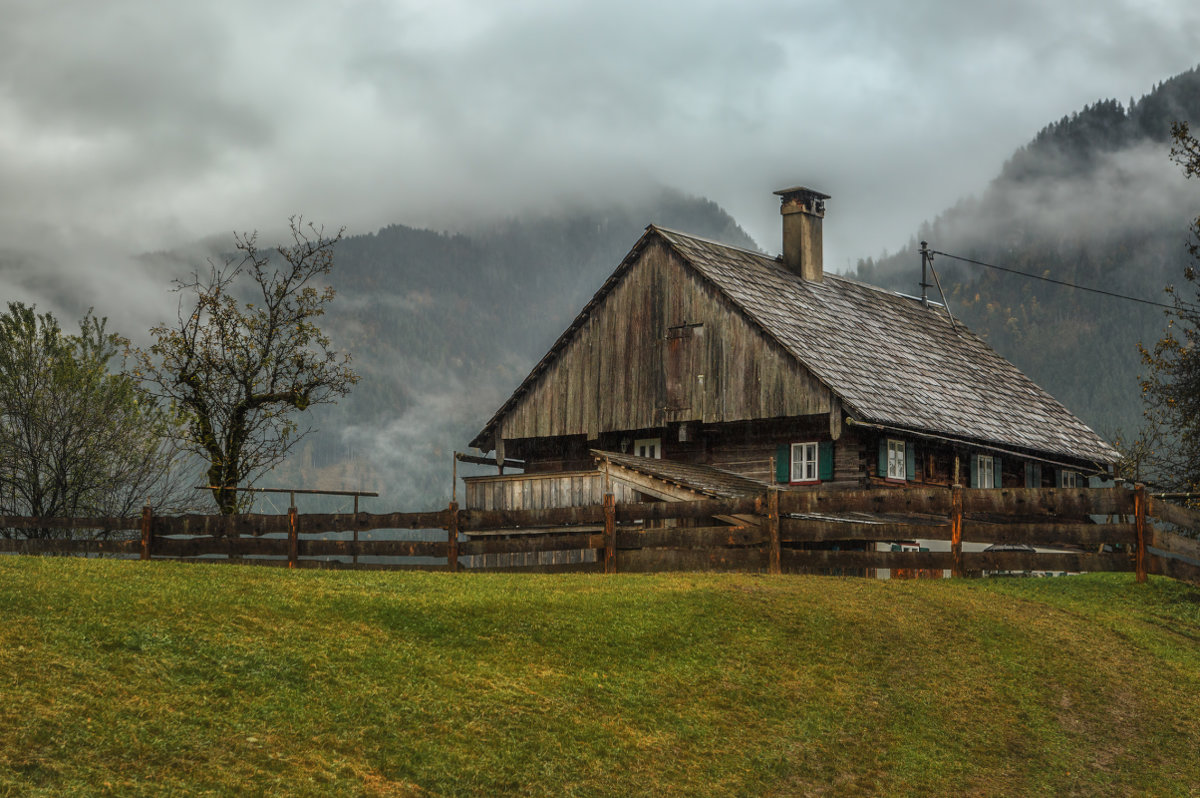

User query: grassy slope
[1,560,1199,797]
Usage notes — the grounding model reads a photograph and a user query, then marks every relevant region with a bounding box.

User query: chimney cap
[773,186,831,201]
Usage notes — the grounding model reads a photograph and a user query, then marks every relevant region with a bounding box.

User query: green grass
[2,560,1200,797]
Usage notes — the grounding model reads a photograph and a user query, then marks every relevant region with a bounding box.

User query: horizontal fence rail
[2,485,1198,584]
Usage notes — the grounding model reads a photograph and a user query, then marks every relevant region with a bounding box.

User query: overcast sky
[3,0,1200,284]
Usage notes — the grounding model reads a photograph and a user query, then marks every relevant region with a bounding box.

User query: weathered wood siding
[496,241,832,444]
[464,471,639,512]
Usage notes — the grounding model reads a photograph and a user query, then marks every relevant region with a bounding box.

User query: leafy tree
[1137,121,1200,494]
[137,219,359,514]
[0,303,196,537]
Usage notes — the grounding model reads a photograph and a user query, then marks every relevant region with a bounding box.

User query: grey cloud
[1,0,1199,283]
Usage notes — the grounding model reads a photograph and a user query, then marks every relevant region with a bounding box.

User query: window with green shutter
[779,441,833,484]
[880,438,907,481]
[972,454,1001,488]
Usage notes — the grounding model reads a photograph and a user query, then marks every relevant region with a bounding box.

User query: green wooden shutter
[970,455,978,488]
[818,441,833,481]
[1025,462,1042,488]
[993,456,1003,489]
[775,444,790,484]
[1055,468,1063,488]
[878,439,888,477]
[905,444,916,481]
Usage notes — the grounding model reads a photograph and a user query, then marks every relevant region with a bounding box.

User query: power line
[928,248,1183,311]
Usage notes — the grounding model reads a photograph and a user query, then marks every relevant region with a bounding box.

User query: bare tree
[0,303,199,538]
[1137,122,1200,496]
[137,218,359,514]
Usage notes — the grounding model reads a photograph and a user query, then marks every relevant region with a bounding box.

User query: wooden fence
[3,485,1200,583]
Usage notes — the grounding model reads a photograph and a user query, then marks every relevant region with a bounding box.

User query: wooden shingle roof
[473,225,1118,466]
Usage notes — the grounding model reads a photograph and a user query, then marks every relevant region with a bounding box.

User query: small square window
[790,442,819,483]
[1059,470,1081,488]
[886,439,906,481]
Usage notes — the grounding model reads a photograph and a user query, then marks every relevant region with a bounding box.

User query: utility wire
[928,249,1185,311]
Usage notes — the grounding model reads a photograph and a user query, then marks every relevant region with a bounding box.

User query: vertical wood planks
[767,488,781,575]
[140,504,153,561]
[1134,483,1147,584]
[950,484,963,578]
[447,501,459,573]
[603,493,616,574]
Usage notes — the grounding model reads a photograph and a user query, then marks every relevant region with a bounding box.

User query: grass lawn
[1,558,1199,796]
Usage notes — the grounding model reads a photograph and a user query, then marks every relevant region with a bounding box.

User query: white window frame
[1059,469,1081,488]
[974,454,995,489]
[634,438,661,459]
[790,442,819,483]
[886,439,906,481]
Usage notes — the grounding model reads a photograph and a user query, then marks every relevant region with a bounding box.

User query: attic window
[1058,469,1082,488]
[634,438,661,459]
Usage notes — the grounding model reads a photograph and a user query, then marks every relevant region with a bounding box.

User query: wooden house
[463,187,1119,522]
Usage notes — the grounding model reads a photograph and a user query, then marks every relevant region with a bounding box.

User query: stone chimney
[774,186,829,282]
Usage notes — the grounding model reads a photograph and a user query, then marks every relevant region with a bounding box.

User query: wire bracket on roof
[922,243,958,332]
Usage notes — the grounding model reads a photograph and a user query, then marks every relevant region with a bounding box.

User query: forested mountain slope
[854,66,1200,440]
[267,191,757,508]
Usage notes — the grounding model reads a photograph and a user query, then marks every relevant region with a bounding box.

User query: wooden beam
[618,547,767,573]
[460,497,763,531]
[603,493,616,574]
[961,522,1136,547]
[447,501,459,573]
[780,518,951,542]
[1150,527,1200,562]
[782,549,954,572]
[767,489,781,575]
[964,551,1134,573]
[951,484,963,579]
[961,487,1133,517]
[1149,497,1200,533]
[0,538,140,555]
[0,515,139,532]
[1135,483,1147,584]
[617,525,764,550]
[141,504,153,561]
[778,487,953,516]
[460,533,604,556]
[1148,554,1200,584]
[455,452,526,469]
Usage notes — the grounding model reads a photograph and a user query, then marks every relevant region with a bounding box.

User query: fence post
[447,501,459,573]
[140,503,153,561]
[950,484,963,579]
[767,489,781,575]
[1134,482,1147,584]
[288,504,298,569]
[603,493,616,574]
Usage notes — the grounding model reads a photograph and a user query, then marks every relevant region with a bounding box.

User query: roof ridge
[651,224,953,308]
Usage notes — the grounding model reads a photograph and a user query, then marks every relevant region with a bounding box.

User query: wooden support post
[353,494,360,568]
[1134,482,1147,584]
[603,493,616,574]
[288,504,298,569]
[767,488,781,575]
[447,501,459,573]
[950,484,963,579]
[140,504,153,561]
